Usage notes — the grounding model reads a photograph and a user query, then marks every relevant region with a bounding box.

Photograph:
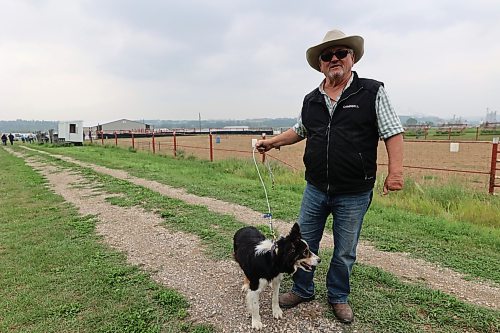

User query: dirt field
[102,134,495,192]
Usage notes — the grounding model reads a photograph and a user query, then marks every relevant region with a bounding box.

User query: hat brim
[306,35,364,72]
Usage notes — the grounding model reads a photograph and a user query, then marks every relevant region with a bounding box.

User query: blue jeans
[291,182,373,304]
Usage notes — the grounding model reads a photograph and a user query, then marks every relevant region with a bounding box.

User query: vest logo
[343,104,359,109]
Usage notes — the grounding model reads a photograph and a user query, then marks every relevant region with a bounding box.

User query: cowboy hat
[306,29,364,71]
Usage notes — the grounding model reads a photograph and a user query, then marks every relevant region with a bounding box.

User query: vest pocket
[358,151,376,180]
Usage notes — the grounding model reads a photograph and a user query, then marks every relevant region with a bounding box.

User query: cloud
[0,0,498,122]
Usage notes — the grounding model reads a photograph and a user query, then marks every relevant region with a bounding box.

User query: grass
[404,127,500,141]
[24,144,500,282]
[0,147,213,333]
[5,144,500,332]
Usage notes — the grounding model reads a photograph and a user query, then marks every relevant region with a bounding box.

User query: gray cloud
[0,0,498,122]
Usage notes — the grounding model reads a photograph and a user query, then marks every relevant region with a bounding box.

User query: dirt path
[7,146,500,331]
[10,148,346,332]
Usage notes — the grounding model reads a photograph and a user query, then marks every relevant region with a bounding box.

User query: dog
[233,223,321,330]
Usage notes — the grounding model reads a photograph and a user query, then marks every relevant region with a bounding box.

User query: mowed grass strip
[19,146,500,333]
[23,144,500,284]
[0,148,213,333]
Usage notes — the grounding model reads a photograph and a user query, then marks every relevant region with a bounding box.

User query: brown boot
[278,292,314,309]
[330,303,354,323]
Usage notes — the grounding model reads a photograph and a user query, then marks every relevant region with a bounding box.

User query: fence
[91,131,500,194]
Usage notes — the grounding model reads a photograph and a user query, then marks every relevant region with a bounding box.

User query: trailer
[57,121,84,145]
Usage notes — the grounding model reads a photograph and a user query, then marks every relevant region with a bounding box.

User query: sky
[1,0,499,125]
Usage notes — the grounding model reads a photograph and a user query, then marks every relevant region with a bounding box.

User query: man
[256,29,404,323]
[8,133,14,145]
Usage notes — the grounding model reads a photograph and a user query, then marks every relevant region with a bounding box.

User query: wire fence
[89,131,500,194]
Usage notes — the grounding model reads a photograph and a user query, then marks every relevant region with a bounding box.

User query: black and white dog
[233,223,320,330]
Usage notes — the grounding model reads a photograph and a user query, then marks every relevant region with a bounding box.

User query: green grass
[404,127,500,141]
[7,144,500,332]
[0,147,213,333]
[281,249,499,333]
[24,144,500,283]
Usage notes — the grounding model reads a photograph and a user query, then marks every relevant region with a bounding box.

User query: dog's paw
[251,319,263,330]
[273,307,283,319]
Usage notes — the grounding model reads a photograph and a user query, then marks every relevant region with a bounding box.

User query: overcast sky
[1,0,498,124]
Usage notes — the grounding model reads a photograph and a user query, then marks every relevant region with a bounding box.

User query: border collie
[233,223,320,330]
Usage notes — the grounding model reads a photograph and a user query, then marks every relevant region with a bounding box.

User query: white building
[58,121,84,145]
[94,119,150,133]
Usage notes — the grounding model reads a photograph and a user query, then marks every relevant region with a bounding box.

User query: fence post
[448,127,451,140]
[476,126,479,141]
[152,132,156,154]
[209,132,213,162]
[132,132,135,149]
[101,131,104,145]
[261,133,266,163]
[114,131,117,146]
[489,140,499,194]
[173,131,177,157]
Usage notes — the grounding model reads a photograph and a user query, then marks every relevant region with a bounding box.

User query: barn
[95,119,150,133]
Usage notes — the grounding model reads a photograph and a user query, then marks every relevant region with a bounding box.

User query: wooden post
[101,131,104,145]
[152,132,156,154]
[173,131,177,157]
[261,133,266,163]
[114,131,117,146]
[489,141,499,194]
[209,132,213,162]
[131,132,135,149]
[476,126,480,141]
[448,127,451,141]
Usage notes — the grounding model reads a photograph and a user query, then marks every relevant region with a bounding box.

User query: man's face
[319,46,354,82]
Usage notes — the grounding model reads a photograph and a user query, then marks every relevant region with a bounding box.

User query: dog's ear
[288,223,301,240]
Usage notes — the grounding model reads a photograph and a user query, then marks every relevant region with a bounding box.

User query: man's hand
[383,172,403,195]
[255,140,274,153]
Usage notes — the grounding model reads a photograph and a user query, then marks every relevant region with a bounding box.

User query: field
[1,143,499,332]
[102,134,495,191]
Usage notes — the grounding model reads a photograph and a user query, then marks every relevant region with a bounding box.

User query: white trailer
[58,121,84,145]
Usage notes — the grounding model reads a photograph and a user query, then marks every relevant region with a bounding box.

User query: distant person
[8,133,14,145]
[1,134,6,145]
[256,29,404,324]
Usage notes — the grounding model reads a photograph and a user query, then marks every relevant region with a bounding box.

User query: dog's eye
[303,250,309,256]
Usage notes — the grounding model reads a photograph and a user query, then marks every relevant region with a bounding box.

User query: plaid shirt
[293,74,404,140]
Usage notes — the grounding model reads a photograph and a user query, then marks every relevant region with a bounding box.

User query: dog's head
[276,223,321,274]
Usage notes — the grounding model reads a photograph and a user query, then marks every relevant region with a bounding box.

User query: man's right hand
[255,140,274,153]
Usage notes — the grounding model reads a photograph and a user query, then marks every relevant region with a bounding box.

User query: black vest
[301,72,382,194]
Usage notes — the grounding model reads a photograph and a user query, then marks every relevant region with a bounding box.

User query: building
[58,120,84,145]
[91,119,151,133]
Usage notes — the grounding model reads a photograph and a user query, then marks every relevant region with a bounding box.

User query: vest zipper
[326,121,331,193]
[325,86,363,193]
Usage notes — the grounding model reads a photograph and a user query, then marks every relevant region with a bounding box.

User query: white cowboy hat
[306,29,364,71]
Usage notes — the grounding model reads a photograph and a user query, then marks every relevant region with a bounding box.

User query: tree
[405,117,418,126]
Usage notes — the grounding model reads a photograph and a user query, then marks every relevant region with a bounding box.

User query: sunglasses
[320,49,351,62]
